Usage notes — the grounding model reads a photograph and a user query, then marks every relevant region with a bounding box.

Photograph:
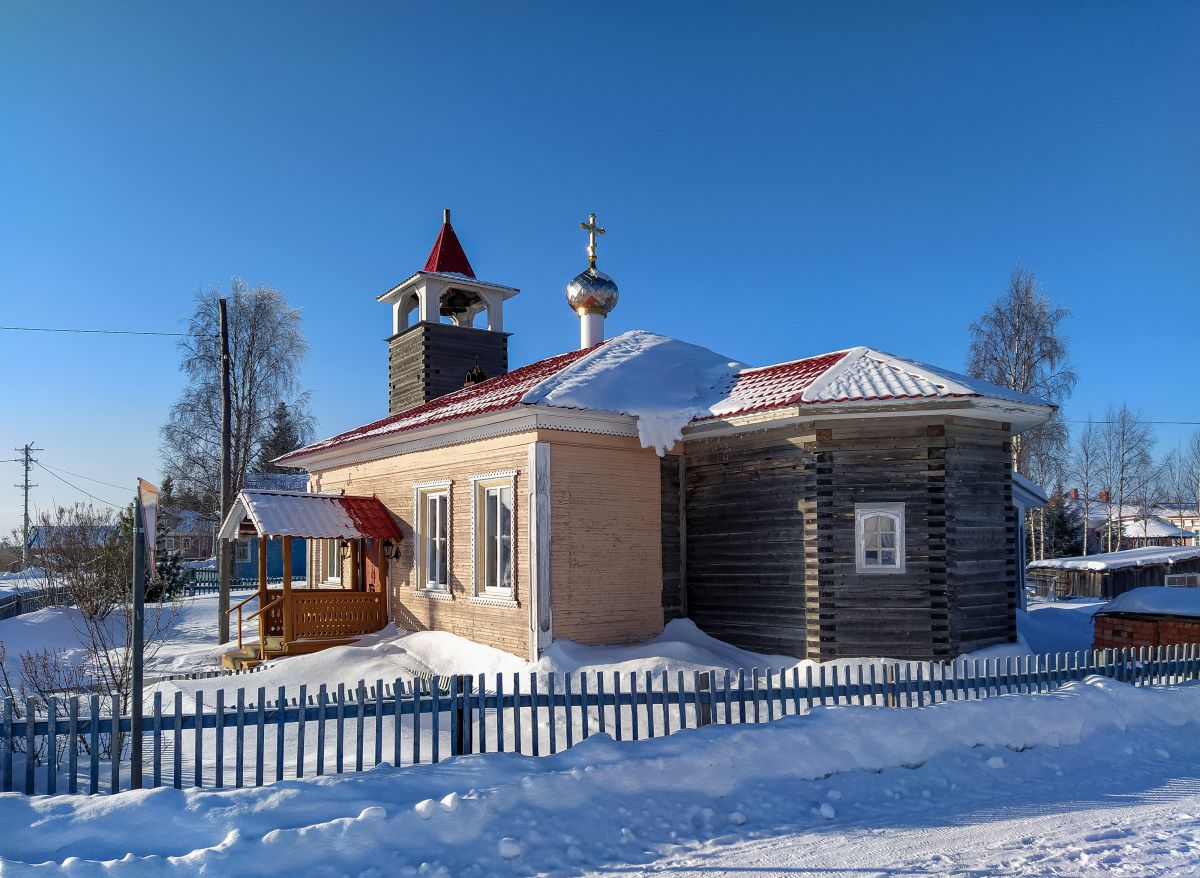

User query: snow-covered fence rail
[4,644,1200,797]
[0,589,55,621]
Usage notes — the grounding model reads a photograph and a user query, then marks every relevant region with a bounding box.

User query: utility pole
[218,298,232,643]
[14,442,43,569]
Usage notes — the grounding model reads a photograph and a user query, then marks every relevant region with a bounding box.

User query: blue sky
[0,2,1197,534]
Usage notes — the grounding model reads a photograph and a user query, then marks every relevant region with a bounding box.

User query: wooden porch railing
[291,590,387,640]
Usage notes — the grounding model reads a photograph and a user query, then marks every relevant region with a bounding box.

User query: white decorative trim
[413,481,452,591]
[415,588,454,601]
[468,595,520,609]
[528,442,552,660]
[470,470,518,600]
[469,469,518,484]
[284,407,638,472]
[413,478,453,491]
[683,398,1053,442]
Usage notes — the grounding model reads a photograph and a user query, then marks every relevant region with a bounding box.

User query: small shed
[1028,546,1200,600]
[1093,587,1200,651]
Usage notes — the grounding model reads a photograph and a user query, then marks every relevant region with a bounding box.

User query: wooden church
[261,211,1053,662]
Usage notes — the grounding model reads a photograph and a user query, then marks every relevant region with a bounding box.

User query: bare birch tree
[1096,404,1155,552]
[1070,418,1101,554]
[159,279,313,513]
[966,264,1077,473]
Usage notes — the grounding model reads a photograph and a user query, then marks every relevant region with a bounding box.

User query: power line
[0,325,187,337]
[38,461,131,492]
[34,461,124,509]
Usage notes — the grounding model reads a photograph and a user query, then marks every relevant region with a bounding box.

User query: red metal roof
[219,489,404,540]
[422,219,475,278]
[708,350,851,419]
[340,495,405,540]
[280,339,1034,466]
[278,345,598,463]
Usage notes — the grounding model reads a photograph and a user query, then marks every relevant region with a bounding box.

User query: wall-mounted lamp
[339,540,351,560]
[383,539,398,560]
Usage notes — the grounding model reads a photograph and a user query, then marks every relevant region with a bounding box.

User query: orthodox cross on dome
[580,213,605,269]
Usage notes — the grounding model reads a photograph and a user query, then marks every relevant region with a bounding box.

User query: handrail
[228,592,260,616]
[235,594,283,653]
[245,595,283,624]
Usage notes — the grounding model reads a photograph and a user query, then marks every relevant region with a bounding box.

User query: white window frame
[471,471,517,599]
[321,538,341,584]
[165,537,176,551]
[414,480,453,592]
[855,503,905,574]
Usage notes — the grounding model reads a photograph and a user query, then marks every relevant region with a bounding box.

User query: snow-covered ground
[0,590,1110,704]
[1,676,1198,876]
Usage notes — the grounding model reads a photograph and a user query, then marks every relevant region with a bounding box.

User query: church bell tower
[378,210,519,413]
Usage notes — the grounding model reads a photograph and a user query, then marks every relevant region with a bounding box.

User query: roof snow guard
[218,489,404,541]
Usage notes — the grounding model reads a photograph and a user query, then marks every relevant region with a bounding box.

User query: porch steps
[220,635,358,669]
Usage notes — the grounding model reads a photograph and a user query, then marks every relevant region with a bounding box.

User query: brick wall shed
[1093,612,1200,651]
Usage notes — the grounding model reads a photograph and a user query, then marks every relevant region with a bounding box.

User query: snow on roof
[1102,587,1200,618]
[281,330,1055,465]
[800,348,1046,406]
[218,489,403,541]
[1012,472,1049,508]
[1122,517,1197,539]
[1028,545,1200,572]
[521,331,745,454]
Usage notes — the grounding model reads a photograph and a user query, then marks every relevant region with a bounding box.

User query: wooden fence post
[698,671,713,727]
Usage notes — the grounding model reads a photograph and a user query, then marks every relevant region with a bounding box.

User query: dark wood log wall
[660,456,684,622]
[388,322,509,413]
[665,415,1018,661]
[808,421,951,661]
[944,419,1016,652]
[678,427,814,655]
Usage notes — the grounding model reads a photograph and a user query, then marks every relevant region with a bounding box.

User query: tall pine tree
[255,402,306,474]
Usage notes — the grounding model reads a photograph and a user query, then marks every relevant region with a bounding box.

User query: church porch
[218,489,402,667]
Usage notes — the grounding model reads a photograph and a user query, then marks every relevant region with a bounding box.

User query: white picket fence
[3,643,1198,797]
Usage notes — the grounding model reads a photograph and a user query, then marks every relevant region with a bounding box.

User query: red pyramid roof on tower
[422,212,476,278]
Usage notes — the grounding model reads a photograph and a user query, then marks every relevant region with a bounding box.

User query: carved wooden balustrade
[260,588,387,643]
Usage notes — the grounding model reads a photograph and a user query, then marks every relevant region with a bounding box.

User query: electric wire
[38,461,131,493]
[34,462,124,508]
[0,325,187,336]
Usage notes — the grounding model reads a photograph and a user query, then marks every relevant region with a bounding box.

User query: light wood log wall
[542,430,667,647]
[311,433,534,658]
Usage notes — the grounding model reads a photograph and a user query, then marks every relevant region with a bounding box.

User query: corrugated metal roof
[277,345,598,463]
[219,490,403,540]
[280,335,1052,466]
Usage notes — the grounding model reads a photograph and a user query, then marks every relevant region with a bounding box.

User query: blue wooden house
[233,535,307,581]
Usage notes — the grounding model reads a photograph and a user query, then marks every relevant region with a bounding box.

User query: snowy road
[588,701,1200,878]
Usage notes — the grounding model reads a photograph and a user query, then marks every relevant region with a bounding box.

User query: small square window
[855,503,905,573]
